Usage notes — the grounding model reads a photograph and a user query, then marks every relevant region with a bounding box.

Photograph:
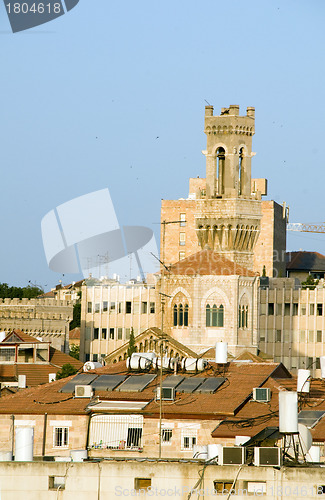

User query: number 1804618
[6,2,62,14]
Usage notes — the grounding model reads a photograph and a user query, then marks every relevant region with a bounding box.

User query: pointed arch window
[184,304,189,327]
[238,305,248,328]
[173,303,189,327]
[206,304,224,327]
[173,305,178,327]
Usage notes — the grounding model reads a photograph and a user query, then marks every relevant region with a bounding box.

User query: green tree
[69,303,81,330]
[0,282,43,299]
[301,274,319,290]
[56,363,78,380]
[127,327,136,358]
[69,344,80,360]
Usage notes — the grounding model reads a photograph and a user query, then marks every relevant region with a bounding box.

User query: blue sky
[0,0,324,289]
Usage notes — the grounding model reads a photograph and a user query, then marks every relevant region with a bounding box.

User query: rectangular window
[49,476,65,490]
[101,328,107,340]
[93,354,98,362]
[284,303,290,316]
[87,302,92,313]
[117,328,123,340]
[135,478,151,491]
[246,482,266,495]
[310,304,315,315]
[93,328,99,340]
[141,302,147,314]
[179,232,186,246]
[300,331,306,343]
[308,331,314,343]
[268,303,274,315]
[292,303,298,316]
[150,302,155,314]
[300,304,306,315]
[126,302,132,314]
[110,302,116,312]
[260,303,266,315]
[0,348,15,362]
[95,303,100,313]
[181,429,197,451]
[85,327,91,341]
[89,414,143,450]
[180,213,186,227]
[275,303,282,315]
[53,427,69,448]
[109,328,114,340]
[317,304,323,316]
[276,330,281,342]
[308,356,313,368]
[103,301,108,312]
[316,358,321,369]
[213,482,235,495]
[118,302,123,313]
[125,328,131,340]
[179,251,185,261]
[317,331,322,343]
[162,429,172,444]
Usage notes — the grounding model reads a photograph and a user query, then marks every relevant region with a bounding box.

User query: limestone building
[161,105,287,277]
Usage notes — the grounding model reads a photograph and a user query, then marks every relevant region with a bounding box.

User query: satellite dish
[287,423,312,457]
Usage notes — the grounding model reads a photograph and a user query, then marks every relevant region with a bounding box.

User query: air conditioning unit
[156,387,175,401]
[254,447,281,466]
[219,447,245,466]
[253,387,271,402]
[75,385,93,398]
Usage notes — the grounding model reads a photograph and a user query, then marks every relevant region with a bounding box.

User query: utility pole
[158,219,184,459]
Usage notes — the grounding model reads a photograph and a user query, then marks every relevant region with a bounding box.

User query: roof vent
[75,385,93,398]
[253,388,271,402]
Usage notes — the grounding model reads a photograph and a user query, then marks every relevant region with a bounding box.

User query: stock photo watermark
[3,0,79,32]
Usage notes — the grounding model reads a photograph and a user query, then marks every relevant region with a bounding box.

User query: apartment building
[258,278,325,374]
[80,277,158,362]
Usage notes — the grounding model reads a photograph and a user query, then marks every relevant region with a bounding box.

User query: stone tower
[195,105,262,270]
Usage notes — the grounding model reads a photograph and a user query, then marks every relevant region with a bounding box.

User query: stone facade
[80,277,158,362]
[161,104,287,277]
[0,298,73,352]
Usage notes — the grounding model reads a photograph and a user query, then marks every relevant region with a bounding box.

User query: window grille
[89,415,143,450]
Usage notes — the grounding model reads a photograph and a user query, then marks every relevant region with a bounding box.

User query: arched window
[173,304,178,326]
[173,303,189,327]
[206,304,211,327]
[239,147,244,195]
[184,304,189,327]
[206,304,224,327]
[238,304,249,328]
[179,304,183,326]
[216,147,225,195]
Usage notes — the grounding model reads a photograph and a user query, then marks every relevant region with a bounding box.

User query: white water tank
[0,332,6,342]
[279,391,298,433]
[49,373,56,383]
[307,445,321,463]
[15,427,33,461]
[156,357,174,370]
[83,361,102,372]
[70,449,88,462]
[297,369,310,393]
[235,435,250,446]
[320,356,325,378]
[182,358,207,371]
[215,342,227,364]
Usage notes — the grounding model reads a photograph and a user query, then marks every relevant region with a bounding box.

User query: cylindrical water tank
[83,361,102,372]
[297,369,310,393]
[127,356,151,370]
[70,449,88,462]
[15,427,33,461]
[279,391,298,433]
[320,356,325,379]
[182,358,197,371]
[215,342,227,364]
[307,445,321,463]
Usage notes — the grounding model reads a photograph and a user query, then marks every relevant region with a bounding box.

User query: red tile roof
[168,250,256,277]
